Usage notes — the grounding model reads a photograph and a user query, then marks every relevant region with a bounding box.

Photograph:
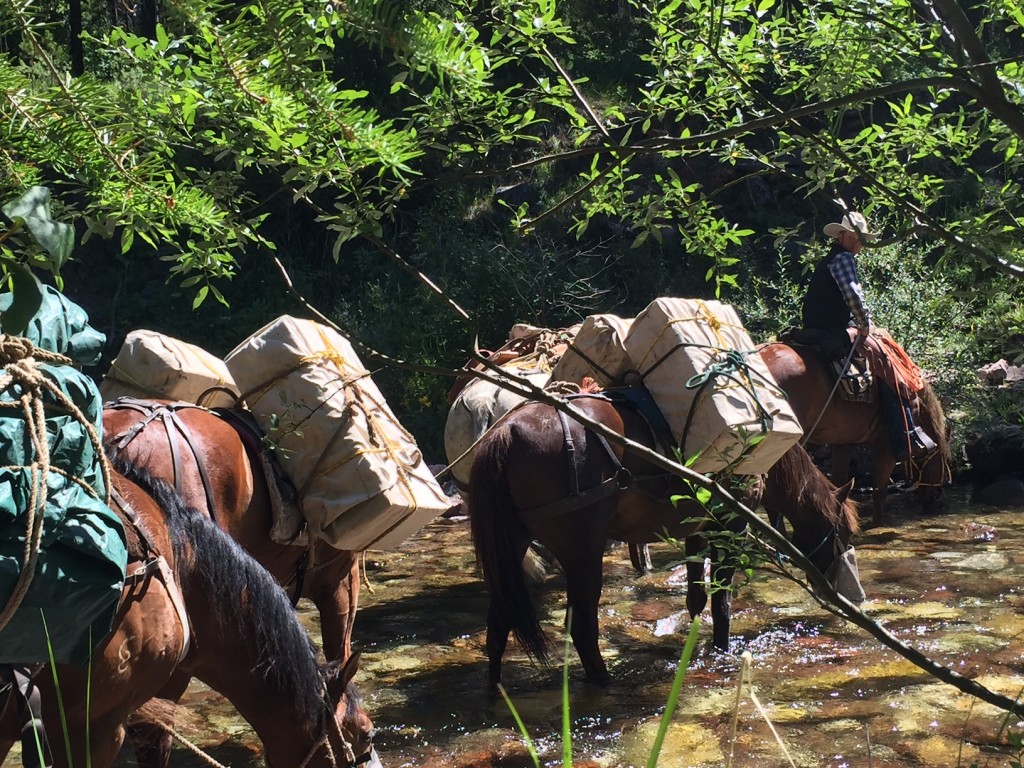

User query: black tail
[468,428,550,664]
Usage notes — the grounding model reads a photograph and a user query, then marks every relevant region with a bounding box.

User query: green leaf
[2,187,74,272]
[0,264,44,337]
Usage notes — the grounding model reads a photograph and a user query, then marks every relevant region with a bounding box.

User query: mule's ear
[340,650,361,688]
[834,478,855,503]
[327,651,362,700]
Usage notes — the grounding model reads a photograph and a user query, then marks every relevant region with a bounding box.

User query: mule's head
[324,652,381,768]
[785,475,866,605]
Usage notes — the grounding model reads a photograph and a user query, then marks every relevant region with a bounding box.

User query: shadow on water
[11,489,1024,768]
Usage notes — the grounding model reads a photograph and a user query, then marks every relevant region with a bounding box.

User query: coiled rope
[0,335,110,634]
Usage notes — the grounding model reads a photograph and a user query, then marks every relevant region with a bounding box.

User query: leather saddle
[780,328,874,403]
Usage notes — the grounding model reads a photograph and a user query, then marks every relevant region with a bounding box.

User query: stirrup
[909,427,938,460]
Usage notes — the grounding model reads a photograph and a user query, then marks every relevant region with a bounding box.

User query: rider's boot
[880,383,937,462]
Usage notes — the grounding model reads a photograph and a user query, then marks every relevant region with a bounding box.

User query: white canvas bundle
[550,314,635,388]
[224,316,450,551]
[444,365,551,488]
[100,330,239,408]
[623,298,802,474]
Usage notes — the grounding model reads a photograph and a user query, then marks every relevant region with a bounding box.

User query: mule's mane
[769,444,860,535]
[109,454,329,729]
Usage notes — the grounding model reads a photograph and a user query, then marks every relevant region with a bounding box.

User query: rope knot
[698,305,722,331]
[0,335,36,365]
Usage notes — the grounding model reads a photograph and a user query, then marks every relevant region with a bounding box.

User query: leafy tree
[2,0,1023,369]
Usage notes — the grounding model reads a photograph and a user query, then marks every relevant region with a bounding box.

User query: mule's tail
[468,427,550,664]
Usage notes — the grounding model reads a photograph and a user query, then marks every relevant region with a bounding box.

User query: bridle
[772,512,844,572]
[297,687,376,768]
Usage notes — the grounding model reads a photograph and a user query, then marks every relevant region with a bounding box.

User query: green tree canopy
[2,0,1022,329]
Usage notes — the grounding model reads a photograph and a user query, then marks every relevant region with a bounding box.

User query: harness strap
[109,400,219,522]
[124,556,191,664]
[556,409,581,498]
[110,487,191,664]
[160,409,219,522]
[520,401,632,521]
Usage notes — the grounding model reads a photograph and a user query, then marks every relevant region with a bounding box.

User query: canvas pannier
[444,364,551,488]
[224,316,450,551]
[0,287,127,664]
[623,298,802,474]
[100,330,239,408]
[550,314,635,388]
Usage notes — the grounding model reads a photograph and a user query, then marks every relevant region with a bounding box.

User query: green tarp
[0,287,127,664]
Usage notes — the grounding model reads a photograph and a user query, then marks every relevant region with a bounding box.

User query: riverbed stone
[976,477,1024,508]
[905,734,982,765]
[619,720,723,767]
[868,599,961,621]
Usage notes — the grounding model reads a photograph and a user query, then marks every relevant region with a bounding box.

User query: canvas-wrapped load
[0,284,105,366]
[224,316,450,551]
[623,298,802,474]
[550,314,635,388]
[444,364,551,489]
[444,322,578,488]
[0,288,127,664]
[100,330,239,408]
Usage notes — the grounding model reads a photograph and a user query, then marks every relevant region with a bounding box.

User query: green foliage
[0,186,73,334]
[3,0,1024,458]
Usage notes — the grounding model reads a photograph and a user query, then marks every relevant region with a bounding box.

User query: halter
[906,447,951,490]
[296,686,376,768]
[771,512,840,565]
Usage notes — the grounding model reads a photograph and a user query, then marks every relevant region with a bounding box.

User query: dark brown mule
[759,342,950,526]
[469,394,860,686]
[0,460,378,768]
[102,399,364,767]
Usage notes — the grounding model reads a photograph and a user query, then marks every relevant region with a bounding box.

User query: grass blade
[497,684,541,768]
[562,611,573,768]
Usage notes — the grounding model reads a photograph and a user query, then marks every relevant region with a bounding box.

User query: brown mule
[759,342,950,526]
[102,400,365,767]
[468,394,861,686]
[0,460,378,768]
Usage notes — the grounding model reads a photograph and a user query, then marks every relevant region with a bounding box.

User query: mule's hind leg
[561,545,612,685]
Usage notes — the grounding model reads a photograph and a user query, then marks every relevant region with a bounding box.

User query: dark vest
[802,248,853,330]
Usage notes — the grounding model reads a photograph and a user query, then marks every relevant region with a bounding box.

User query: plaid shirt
[827,250,872,331]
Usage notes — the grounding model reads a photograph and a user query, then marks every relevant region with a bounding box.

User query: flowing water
[18,488,1024,767]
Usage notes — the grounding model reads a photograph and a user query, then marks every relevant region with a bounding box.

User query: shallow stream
[23,488,1024,767]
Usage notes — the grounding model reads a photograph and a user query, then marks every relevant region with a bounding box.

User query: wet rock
[975,476,1024,508]
[965,425,1024,486]
[449,729,536,768]
[620,720,723,767]
[906,734,982,766]
[956,551,1010,570]
[978,359,1009,384]
[869,599,961,621]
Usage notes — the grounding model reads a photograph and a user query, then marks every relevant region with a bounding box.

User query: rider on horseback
[790,209,938,463]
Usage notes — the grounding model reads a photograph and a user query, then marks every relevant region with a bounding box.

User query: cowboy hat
[823,211,878,241]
